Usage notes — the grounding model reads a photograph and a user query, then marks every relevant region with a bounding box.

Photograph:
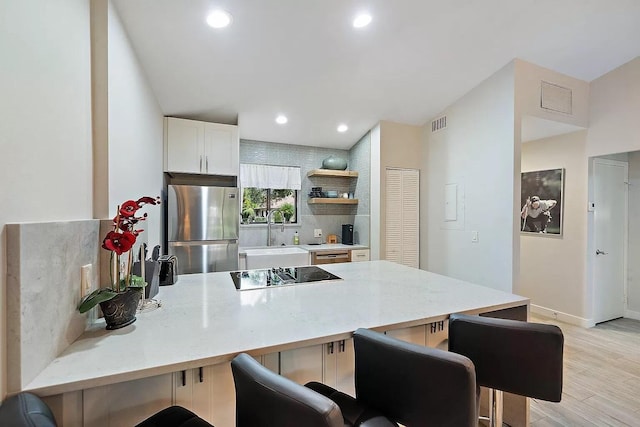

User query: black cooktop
[230,266,342,291]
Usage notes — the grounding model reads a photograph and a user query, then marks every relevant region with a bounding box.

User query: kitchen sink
[244,246,309,269]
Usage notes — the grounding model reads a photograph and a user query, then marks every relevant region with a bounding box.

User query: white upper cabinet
[164,117,239,176]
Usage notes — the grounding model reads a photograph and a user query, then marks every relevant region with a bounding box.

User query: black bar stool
[448,313,564,427]
[231,352,344,427]
[0,392,213,427]
[307,328,478,427]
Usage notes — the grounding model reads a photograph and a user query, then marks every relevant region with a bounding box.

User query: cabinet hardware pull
[438,320,444,331]
[199,367,204,383]
[199,156,203,172]
[338,340,345,352]
[430,323,437,333]
[206,156,209,172]
[181,370,186,387]
[327,342,334,354]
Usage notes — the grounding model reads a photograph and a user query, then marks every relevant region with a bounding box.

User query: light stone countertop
[23,261,528,396]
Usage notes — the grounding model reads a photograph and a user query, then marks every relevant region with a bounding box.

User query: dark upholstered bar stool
[135,406,214,427]
[231,352,344,427]
[448,313,564,427]
[0,392,56,427]
[0,392,213,427]
[307,328,478,427]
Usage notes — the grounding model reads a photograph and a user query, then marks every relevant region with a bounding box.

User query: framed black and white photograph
[520,168,564,236]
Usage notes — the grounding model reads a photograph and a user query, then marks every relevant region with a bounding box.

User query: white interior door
[593,159,628,324]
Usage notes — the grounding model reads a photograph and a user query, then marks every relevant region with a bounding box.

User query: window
[242,188,297,224]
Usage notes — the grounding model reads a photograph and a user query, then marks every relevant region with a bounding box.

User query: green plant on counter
[77,196,160,314]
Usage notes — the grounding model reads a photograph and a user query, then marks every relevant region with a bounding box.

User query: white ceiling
[113,0,640,149]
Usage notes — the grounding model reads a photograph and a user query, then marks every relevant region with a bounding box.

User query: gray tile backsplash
[240,138,370,246]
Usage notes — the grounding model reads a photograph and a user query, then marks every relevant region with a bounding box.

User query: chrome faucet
[266,209,284,246]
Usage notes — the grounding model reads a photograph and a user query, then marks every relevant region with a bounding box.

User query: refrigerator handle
[199,156,203,172]
[206,156,209,173]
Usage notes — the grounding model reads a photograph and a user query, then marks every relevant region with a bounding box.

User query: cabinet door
[83,374,173,427]
[280,344,324,385]
[203,123,238,176]
[350,249,370,262]
[426,320,449,350]
[322,339,355,396]
[385,325,426,346]
[260,352,280,373]
[209,363,236,427]
[173,364,235,427]
[166,117,204,173]
[335,339,355,396]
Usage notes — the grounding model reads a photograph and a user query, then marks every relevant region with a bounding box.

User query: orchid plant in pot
[78,196,160,329]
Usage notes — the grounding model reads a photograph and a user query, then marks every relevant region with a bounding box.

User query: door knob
[596,249,608,255]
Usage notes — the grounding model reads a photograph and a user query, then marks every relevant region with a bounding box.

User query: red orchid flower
[137,196,159,206]
[102,230,137,255]
[119,200,139,217]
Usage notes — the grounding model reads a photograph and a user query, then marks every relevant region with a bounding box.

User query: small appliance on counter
[342,224,354,245]
[158,255,178,286]
[327,234,338,244]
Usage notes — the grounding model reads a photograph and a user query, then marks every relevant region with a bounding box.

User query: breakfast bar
[23,261,529,426]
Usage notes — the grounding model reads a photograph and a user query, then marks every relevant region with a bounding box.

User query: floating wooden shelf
[307,169,358,178]
[308,198,358,205]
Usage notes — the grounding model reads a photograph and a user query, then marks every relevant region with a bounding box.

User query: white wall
[519,131,589,324]
[107,2,164,248]
[584,56,640,322]
[515,59,590,128]
[587,57,640,157]
[422,62,517,292]
[0,0,93,398]
[625,152,640,317]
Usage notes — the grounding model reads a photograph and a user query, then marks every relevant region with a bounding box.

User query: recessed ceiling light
[353,13,372,28]
[276,115,288,124]
[206,10,232,28]
[337,124,348,133]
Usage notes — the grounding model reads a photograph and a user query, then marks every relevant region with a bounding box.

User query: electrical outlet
[314,229,323,238]
[81,264,92,298]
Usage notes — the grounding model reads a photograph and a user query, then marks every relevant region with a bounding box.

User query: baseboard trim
[624,309,640,321]
[531,305,595,328]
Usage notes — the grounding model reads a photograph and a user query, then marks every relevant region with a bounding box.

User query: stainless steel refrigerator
[167,184,239,274]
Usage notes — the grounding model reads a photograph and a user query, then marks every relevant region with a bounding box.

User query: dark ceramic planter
[99,288,142,330]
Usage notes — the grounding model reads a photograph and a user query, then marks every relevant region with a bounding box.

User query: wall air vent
[431,115,447,133]
[540,81,572,115]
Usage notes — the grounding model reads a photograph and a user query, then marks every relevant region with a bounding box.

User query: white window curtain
[240,164,301,190]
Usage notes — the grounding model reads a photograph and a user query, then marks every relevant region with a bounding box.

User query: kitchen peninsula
[24,261,529,426]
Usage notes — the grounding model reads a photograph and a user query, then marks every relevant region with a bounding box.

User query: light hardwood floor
[530,315,640,427]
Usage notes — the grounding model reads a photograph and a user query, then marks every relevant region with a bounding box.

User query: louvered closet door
[385,168,420,268]
[385,170,403,264]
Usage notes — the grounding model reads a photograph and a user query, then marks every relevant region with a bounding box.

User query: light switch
[81,264,92,297]
[471,231,479,243]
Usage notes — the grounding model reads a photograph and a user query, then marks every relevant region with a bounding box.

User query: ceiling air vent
[431,115,447,133]
[540,81,572,115]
